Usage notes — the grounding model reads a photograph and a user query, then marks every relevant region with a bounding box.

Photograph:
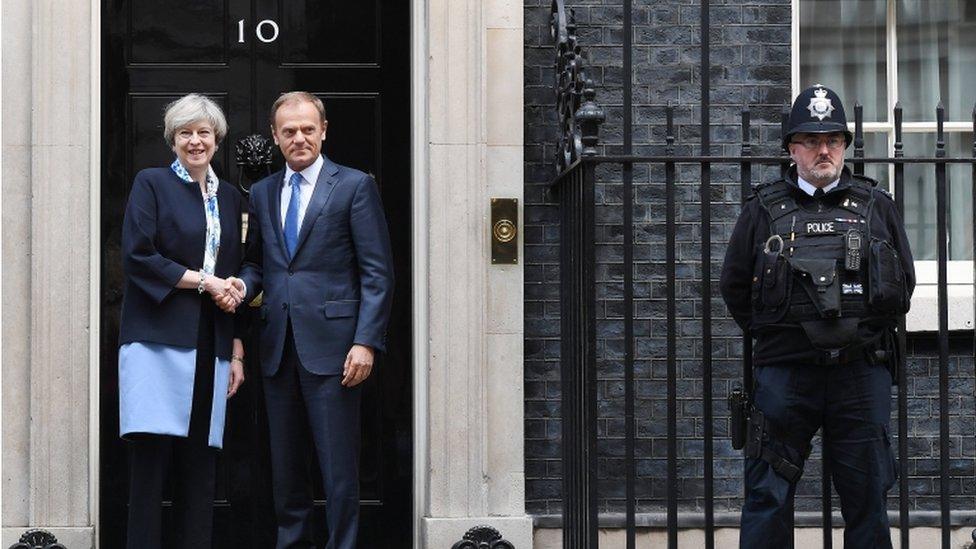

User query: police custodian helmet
[782,84,854,151]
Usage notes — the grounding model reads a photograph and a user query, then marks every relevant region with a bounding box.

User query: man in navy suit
[234,91,394,549]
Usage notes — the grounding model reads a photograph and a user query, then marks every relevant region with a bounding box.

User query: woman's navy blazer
[119,167,244,359]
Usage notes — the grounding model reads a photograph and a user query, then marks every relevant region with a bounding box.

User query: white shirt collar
[797,175,839,196]
[284,155,324,188]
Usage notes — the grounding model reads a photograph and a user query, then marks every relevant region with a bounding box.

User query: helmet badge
[806,85,835,121]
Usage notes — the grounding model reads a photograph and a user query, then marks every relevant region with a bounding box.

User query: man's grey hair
[270,91,327,128]
[163,93,228,146]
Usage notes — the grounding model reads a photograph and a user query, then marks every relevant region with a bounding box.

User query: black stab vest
[750,177,878,339]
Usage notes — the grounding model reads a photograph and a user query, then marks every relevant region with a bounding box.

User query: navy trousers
[126,433,216,548]
[264,326,362,549]
[739,360,896,549]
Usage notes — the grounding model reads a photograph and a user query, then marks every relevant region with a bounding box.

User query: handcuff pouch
[760,251,791,310]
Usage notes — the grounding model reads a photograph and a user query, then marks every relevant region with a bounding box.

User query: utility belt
[816,339,890,367]
[752,318,891,366]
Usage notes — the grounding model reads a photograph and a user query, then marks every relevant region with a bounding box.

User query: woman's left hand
[228,338,245,398]
[228,360,245,397]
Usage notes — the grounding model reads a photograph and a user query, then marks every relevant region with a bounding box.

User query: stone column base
[422,516,533,548]
[2,527,93,549]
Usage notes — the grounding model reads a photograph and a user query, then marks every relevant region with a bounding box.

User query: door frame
[91,1,429,545]
[90,1,103,547]
[409,1,429,548]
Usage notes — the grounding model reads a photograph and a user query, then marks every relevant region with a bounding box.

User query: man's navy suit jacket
[239,156,394,376]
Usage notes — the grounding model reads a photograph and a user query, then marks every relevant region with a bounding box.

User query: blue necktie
[284,172,302,258]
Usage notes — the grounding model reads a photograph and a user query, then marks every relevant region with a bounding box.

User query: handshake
[202,275,247,313]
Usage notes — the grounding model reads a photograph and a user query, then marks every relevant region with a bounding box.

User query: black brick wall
[524,0,976,519]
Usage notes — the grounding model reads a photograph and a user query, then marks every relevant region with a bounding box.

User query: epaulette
[849,173,895,203]
[752,179,780,192]
[752,178,797,222]
[753,179,791,203]
[850,173,879,189]
[744,179,778,202]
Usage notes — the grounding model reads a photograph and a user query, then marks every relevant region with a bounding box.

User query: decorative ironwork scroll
[235,134,275,194]
[7,530,66,549]
[550,0,605,176]
[450,525,515,549]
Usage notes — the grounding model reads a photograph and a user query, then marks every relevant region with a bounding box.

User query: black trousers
[739,360,896,549]
[126,298,218,549]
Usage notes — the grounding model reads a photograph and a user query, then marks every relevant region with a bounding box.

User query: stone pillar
[2,0,95,546]
[420,0,533,546]
[2,0,35,533]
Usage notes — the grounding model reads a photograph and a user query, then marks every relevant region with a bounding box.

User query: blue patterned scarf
[171,159,220,274]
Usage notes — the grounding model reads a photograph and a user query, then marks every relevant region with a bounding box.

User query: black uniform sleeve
[720,198,766,330]
[882,197,916,298]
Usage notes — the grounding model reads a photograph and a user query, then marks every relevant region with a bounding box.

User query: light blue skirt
[119,342,231,449]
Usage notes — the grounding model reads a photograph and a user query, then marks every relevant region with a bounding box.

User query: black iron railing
[548,1,976,548]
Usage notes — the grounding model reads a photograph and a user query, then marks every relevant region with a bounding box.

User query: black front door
[100,2,412,547]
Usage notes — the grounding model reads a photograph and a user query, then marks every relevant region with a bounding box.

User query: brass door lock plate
[491,198,518,264]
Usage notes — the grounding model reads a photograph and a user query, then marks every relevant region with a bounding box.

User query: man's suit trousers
[264,325,362,549]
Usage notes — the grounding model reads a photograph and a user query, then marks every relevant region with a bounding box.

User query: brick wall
[524,0,976,520]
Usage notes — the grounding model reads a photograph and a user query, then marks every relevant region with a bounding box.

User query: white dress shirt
[797,175,839,197]
[280,155,324,230]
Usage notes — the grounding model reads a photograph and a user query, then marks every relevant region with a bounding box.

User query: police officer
[720,85,915,548]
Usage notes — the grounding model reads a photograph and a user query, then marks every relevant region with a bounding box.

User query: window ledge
[905,283,974,332]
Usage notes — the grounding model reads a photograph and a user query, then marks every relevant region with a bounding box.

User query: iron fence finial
[551,0,604,175]
[576,83,604,157]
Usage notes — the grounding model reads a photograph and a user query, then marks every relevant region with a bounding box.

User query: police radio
[845,229,862,271]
